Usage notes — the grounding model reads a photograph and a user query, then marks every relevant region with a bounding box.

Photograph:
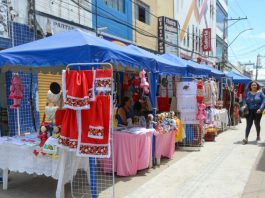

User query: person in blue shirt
[242,81,265,144]
[116,96,133,126]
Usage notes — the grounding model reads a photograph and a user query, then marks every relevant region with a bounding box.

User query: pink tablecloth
[101,130,153,176]
[155,131,176,159]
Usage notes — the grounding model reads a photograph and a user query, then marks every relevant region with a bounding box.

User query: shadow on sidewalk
[234,140,258,145]
[256,147,265,172]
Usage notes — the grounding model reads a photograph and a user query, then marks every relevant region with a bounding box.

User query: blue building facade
[92,0,133,41]
[0,22,35,49]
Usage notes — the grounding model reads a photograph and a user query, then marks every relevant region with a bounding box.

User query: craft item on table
[62,69,95,110]
[9,74,24,109]
[33,123,49,156]
[155,112,177,133]
[95,68,112,95]
[42,125,60,158]
[176,81,197,95]
[139,116,146,127]
[139,69,149,94]
[127,118,133,127]
[196,80,204,103]
[147,114,156,129]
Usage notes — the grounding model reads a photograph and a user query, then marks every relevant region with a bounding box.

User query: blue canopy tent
[201,64,225,79]
[125,45,187,76]
[186,60,211,77]
[225,71,252,84]
[161,53,213,77]
[0,29,161,198]
[0,29,156,72]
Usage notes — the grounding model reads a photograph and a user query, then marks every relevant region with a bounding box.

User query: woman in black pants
[243,81,265,144]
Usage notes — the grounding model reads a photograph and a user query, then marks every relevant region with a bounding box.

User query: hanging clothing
[170,97,177,112]
[196,80,204,104]
[176,81,197,95]
[203,81,212,107]
[159,76,168,97]
[157,97,170,112]
[62,70,95,110]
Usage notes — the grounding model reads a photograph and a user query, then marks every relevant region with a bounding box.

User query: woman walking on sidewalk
[243,81,265,144]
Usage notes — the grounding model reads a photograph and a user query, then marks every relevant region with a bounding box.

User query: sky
[228,0,265,78]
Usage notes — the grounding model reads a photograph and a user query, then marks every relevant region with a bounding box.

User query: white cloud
[256,32,265,39]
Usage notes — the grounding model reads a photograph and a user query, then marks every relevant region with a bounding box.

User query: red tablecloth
[101,129,153,176]
[155,131,176,159]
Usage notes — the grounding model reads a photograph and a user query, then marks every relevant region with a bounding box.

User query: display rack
[63,62,115,198]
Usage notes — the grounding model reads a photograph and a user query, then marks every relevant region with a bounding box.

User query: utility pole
[255,54,265,80]
[221,17,247,71]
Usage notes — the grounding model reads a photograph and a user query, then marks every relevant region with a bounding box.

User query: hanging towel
[58,109,79,150]
[62,70,95,110]
[78,95,111,158]
[95,69,112,95]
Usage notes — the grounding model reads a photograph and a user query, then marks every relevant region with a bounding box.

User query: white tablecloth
[0,136,89,198]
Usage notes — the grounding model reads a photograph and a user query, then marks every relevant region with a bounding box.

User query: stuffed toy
[139,70,150,94]
[196,80,204,104]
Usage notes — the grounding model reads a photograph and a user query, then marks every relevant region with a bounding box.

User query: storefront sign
[0,3,8,38]
[36,15,94,36]
[157,16,178,55]
[202,28,211,52]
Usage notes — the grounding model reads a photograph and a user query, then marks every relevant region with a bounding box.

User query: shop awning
[161,53,214,77]
[225,71,252,84]
[186,60,211,77]
[0,29,156,72]
[125,45,187,76]
[201,64,225,79]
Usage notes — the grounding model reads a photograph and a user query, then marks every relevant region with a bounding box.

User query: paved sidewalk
[241,142,265,198]
[1,118,264,198]
[126,118,265,198]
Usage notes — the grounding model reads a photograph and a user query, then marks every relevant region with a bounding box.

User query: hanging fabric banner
[202,28,212,52]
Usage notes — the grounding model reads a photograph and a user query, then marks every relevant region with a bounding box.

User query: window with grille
[103,0,125,13]
[136,0,150,25]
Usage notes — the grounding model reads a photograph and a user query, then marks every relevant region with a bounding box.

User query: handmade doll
[33,124,49,156]
[9,74,24,109]
[139,70,150,94]
[147,114,156,129]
